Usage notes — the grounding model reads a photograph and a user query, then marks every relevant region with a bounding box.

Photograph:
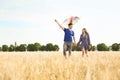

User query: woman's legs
[81,44,89,57]
[82,46,89,57]
[84,45,89,57]
[82,48,85,57]
[85,50,88,57]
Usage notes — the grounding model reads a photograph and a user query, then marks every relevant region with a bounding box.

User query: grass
[0,51,120,80]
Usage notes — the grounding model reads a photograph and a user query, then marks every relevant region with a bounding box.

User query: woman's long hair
[82,28,89,35]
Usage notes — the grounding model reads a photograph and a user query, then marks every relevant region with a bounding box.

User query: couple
[55,19,90,58]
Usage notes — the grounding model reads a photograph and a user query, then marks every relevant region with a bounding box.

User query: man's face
[69,25,73,29]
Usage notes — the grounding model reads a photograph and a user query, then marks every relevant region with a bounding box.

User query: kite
[63,16,80,25]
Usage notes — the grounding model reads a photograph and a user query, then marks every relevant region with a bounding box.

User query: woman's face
[82,29,85,33]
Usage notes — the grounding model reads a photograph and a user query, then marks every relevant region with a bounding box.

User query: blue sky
[0,0,120,50]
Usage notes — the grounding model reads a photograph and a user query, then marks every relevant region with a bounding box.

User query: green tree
[27,44,35,51]
[2,45,9,52]
[0,47,2,51]
[92,46,96,51]
[40,45,46,51]
[45,43,54,51]
[9,45,15,51]
[111,43,119,51]
[88,44,92,51]
[19,44,27,51]
[15,42,17,47]
[34,43,41,51]
[53,45,59,51]
[15,46,19,51]
[119,43,120,50]
[97,43,109,51]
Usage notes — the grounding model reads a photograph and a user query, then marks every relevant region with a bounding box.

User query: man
[55,19,76,58]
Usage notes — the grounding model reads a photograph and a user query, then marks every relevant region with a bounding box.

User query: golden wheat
[0,51,120,80]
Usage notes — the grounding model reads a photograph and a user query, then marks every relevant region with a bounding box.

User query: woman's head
[68,23,73,29]
[82,28,88,34]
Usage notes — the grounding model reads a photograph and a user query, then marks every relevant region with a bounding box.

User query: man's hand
[55,19,58,23]
[73,42,77,46]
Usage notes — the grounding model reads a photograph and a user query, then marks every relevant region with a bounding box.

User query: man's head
[68,23,73,29]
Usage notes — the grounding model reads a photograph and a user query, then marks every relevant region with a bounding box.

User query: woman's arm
[77,34,82,46]
[88,34,90,45]
[55,19,64,30]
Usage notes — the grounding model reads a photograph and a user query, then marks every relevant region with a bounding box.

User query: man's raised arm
[55,19,64,30]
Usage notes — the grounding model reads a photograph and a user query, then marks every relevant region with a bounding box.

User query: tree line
[72,43,120,51]
[0,42,119,52]
[0,42,59,52]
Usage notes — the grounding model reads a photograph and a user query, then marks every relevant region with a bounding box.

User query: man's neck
[68,28,71,30]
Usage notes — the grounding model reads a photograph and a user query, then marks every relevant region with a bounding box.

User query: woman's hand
[77,43,79,46]
[88,45,91,51]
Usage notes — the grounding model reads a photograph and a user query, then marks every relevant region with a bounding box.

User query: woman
[77,28,90,57]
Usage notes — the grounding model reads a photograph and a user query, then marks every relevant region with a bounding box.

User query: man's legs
[63,42,67,57]
[68,42,72,56]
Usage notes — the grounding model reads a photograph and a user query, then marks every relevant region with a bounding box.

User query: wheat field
[0,51,120,80]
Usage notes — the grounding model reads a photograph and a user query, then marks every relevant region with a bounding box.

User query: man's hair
[68,23,73,26]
